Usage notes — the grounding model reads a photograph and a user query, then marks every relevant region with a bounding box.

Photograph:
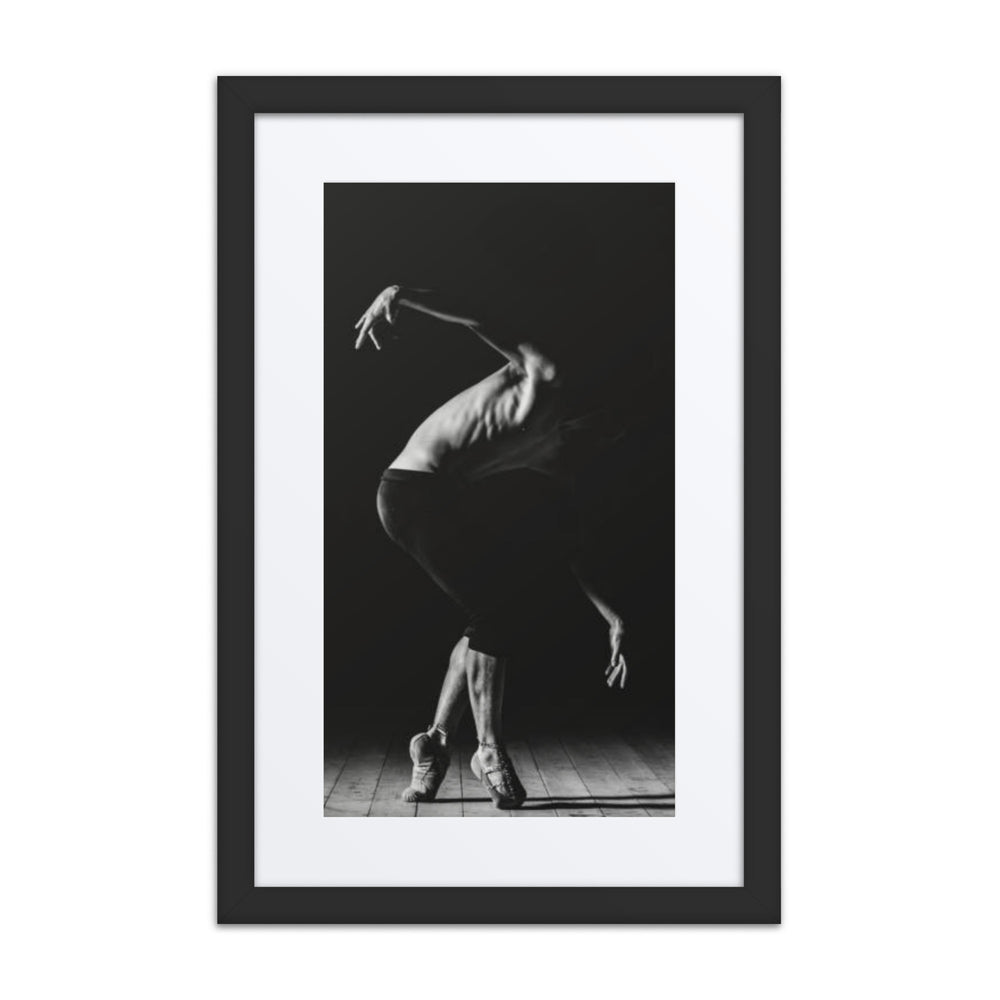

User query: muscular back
[392,359,566,481]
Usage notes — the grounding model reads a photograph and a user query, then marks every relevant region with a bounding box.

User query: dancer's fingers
[605,655,627,689]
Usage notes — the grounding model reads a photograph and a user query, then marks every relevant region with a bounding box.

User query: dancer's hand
[606,619,628,689]
[354,285,401,351]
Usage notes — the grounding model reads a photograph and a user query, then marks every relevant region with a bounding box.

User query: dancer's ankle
[427,723,449,746]
[477,738,504,763]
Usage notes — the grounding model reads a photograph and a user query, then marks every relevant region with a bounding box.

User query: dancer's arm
[572,563,628,689]
[354,285,556,376]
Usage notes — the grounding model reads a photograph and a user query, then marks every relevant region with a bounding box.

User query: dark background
[324,183,674,730]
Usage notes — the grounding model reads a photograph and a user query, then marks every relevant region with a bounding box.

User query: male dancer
[356,285,629,809]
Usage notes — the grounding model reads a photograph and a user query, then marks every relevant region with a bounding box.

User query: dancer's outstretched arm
[354,285,556,377]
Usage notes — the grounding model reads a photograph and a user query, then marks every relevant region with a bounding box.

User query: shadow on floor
[427,796,674,814]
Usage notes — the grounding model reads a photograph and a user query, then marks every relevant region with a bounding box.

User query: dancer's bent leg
[466,643,525,808]
[430,636,469,737]
[402,637,468,803]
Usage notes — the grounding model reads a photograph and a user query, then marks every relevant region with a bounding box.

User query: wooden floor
[324,720,674,817]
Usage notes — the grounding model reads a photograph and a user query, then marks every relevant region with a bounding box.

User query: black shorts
[376,468,579,657]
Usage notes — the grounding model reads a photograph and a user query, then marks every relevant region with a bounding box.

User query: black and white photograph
[323,183,675,817]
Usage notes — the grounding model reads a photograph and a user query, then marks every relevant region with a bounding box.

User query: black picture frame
[218,76,780,924]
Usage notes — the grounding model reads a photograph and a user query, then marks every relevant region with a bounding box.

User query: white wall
[1,2,997,998]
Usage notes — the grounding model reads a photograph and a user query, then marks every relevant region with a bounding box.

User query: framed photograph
[218,76,780,923]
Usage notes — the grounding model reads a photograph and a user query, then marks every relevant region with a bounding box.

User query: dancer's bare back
[354,285,567,480]
[394,357,567,479]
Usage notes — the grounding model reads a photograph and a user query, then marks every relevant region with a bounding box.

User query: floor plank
[624,729,676,794]
[368,734,418,817]
[324,732,391,817]
[530,737,604,816]
[560,732,648,816]
[598,733,675,816]
[505,739,547,818]
[323,733,354,807]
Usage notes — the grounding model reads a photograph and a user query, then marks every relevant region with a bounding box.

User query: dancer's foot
[470,742,526,809]
[402,727,451,802]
